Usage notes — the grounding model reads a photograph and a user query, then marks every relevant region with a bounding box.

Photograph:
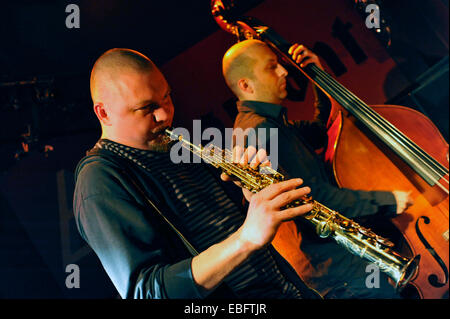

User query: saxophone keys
[316,221,332,238]
[357,227,376,238]
[341,220,350,227]
[375,235,395,248]
[342,220,356,230]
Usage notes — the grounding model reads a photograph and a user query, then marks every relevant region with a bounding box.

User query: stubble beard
[147,133,172,153]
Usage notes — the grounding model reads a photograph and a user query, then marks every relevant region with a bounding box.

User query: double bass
[211,0,449,298]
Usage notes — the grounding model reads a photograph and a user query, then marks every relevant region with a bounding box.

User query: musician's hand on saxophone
[237,178,313,250]
[220,145,271,201]
[165,128,419,288]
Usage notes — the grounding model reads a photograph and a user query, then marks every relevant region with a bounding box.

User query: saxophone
[165,128,420,290]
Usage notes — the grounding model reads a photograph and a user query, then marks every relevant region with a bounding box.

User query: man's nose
[153,106,170,123]
[277,64,288,78]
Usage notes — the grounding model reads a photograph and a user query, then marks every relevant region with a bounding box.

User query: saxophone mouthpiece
[165,128,181,141]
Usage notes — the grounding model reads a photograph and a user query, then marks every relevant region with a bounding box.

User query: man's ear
[93,102,112,126]
[237,78,254,95]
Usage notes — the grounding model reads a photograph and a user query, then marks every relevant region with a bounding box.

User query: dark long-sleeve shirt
[74,151,203,299]
[73,141,320,299]
[233,91,398,295]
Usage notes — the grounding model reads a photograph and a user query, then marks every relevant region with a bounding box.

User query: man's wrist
[234,226,262,255]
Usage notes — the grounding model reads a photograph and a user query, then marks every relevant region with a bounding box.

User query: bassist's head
[223,40,288,105]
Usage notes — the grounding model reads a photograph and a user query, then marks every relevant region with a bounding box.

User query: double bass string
[304,64,449,192]
[308,64,439,173]
[310,64,449,189]
[309,64,447,175]
[311,64,449,191]
[273,43,444,183]
[310,64,449,191]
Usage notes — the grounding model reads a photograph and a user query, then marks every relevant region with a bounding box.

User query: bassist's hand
[392,190,414,215]
[288,44,324,70]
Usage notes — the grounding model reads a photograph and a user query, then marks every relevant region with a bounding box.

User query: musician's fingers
[299,52,323,69]
[261,159,272,167]
[220,172,243,189]
[278,202,314,222]
[406,191,414,206]
[240,145,257,166]
[292,45,307,64]
[250,148,269,169]
[299,56,313,68]
[288,43,300,55]
[270,186,311,209]
[232,145,244,163]
[220,172,232,181]
[260,178,304,201]
[256,160,274,176]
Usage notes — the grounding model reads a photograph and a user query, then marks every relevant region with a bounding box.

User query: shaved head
[90,48,156,104]
[223,39,288,104]
[89,48,174,151]
[222,40,268,98]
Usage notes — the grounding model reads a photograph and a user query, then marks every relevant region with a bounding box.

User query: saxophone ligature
[165,128,420,290]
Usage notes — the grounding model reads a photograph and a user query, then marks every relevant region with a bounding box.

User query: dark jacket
[233,95,398,295]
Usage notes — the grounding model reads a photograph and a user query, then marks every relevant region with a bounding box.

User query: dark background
[0,0,448,298]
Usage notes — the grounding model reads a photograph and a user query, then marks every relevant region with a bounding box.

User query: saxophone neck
[165,128,283,191]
